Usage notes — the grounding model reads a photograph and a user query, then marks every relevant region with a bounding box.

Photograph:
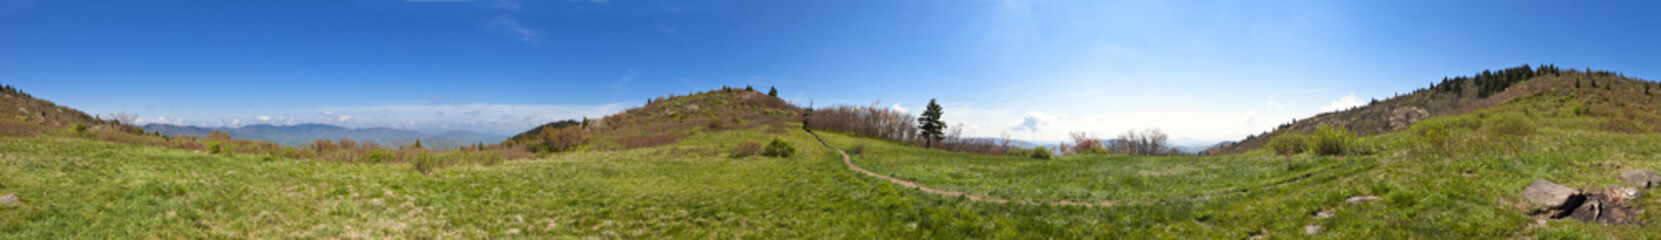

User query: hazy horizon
[4,0,1658,143]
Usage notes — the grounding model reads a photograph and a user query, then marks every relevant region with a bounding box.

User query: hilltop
[503,87,801,153]
[1209,65,1661,154]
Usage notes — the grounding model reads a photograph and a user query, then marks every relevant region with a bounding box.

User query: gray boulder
[1621,170,1661,188]
[1522,179,1578,207]
[0,194,19,207]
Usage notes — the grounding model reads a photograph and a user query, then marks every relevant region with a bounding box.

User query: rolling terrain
[143,123,506,150]
[4,67,1661,238]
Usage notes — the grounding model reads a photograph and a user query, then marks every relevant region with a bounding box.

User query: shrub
[364,150,394,164]
[731,141,762,158]
[412,152,443,174]
[71,123,87,133]
[847,144,866,155]
[1265,133,1307,157]
[208,142,222,154]
[1308,125,1355,156]
[1030,146,1052,160]
[761,138,795,158]
[1483,113,1534,136]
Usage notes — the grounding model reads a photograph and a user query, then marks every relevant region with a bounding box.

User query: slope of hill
[504,87,801,152]
[0,84,141,136]
[1210,65,1658,154]
[143,123,506,150]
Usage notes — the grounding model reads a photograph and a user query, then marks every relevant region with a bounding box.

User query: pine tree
[917,99,947,148]
[768,86,778,97]
[413,139,423,149]
[745,85,754,92]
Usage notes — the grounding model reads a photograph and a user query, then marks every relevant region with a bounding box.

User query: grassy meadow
[4,87,1661,238]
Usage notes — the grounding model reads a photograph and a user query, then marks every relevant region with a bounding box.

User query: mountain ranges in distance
[142,123,506,150]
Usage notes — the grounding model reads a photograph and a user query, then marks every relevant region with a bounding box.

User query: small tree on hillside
[413,139,423,149]
[768,86,778,97]
[917,99,946,148]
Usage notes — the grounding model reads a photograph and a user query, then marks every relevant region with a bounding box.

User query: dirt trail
[805,129,1124,207]
[803,129,1373,207]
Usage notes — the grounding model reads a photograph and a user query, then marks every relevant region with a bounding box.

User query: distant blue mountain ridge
[142,123,506,150]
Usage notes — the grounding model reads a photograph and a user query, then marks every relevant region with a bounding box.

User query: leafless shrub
[1107,128,1181,156]
[808,104,1004,155]
[1066,132,1107,155]
[731,141,763,158]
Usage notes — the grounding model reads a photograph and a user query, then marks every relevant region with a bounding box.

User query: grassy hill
[0,85,141,137]
[5,73,1661,238]
[503,87,801,153]
[1210,65,1660,154]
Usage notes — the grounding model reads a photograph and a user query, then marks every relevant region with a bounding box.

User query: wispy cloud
[611,70,638,90]
[489,14,538,42]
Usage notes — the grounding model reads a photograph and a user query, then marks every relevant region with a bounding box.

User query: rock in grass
[1621,170,1661,188]
[1608,185,1643,200]
[1522,179,1578,208]
[1344,195,1382,203]
[1566,193,1639,225]
[0,194,20,207]
[1303,224,1323,235]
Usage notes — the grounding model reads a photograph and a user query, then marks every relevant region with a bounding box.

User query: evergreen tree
[745,85,754,91]
[768,86,778,97]
[917,99,947,148]
[413,139,423,149]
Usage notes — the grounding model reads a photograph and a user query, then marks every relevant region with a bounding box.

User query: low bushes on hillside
[1309,125,1356,156]
[762,138,794,158]
[1029,146,1052,160]
[731,141,762,158]
[1266,133,1307,157]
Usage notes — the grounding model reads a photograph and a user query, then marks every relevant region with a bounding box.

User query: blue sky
[2,0,1658,144]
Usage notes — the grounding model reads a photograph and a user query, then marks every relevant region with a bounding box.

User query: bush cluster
[1309,125,1356,156]
[1029,146,1052,160]
[1265,133,1307,157]
[761,138,795,158]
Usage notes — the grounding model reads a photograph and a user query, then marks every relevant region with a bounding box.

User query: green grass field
[4,93,1661,238]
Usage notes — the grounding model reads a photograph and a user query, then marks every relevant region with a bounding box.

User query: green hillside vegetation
[5,66,1661,238]
[504,87,801,154]
[1211,65,1660,154]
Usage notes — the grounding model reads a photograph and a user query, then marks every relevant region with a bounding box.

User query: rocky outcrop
[1522,179,1578,207]
[1621,170,1661,188]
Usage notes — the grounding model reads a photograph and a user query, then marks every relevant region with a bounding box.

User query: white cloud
[336,115,353,122]
[889,102,909,114]
[1321,93,1363,112]
[256,115,272,121]
[1011,111,1060,133]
